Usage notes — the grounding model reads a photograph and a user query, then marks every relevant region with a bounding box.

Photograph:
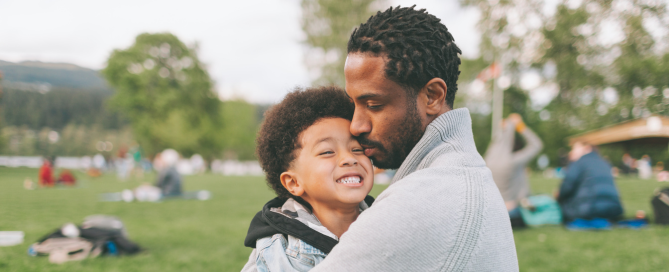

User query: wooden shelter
[569,115,669,148]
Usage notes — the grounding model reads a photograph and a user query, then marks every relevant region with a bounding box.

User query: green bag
[519,195,562,226]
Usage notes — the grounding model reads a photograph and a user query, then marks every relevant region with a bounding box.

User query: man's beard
[356,100,424,169]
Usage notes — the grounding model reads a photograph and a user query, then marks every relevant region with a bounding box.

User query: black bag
[651,187,669,225]
[37,227,142,255]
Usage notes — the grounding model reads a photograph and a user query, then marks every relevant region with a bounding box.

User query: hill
[0,60,109,91]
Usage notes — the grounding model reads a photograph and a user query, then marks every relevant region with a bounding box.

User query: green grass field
[1,167,668,271]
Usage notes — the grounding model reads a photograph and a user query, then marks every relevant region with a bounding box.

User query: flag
[476,62,501,82]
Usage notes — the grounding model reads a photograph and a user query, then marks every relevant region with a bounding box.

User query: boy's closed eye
[319,150,334,156]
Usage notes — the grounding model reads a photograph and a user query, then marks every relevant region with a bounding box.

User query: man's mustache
[355,135,383,150]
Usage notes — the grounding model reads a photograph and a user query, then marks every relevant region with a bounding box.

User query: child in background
[241,86,374,271]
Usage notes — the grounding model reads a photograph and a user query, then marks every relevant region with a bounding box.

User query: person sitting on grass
[241,86,374,271]
[556,141,623,224]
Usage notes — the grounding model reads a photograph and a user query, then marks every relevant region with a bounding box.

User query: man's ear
[280,171,304,197]
[422,78,448,115]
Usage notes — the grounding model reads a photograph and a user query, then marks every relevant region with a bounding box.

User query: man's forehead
[345,53,386,77]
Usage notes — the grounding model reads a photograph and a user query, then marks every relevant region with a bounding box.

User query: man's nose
[350,111,371,137]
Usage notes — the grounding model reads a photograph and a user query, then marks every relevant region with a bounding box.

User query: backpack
[29,216,142,263]
[29,237,101,264]
[651,187,669,225]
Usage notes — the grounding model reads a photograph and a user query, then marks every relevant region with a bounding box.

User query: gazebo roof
[569,115,669,146]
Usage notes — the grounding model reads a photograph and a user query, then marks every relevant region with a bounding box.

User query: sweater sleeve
[511,126,543,166]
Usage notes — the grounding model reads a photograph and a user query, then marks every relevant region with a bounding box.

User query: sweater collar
[391,108,473,183]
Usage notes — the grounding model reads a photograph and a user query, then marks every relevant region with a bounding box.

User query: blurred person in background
[655,161,665,180]
[620,153,635,175]
[155,149,182,197]
[130,145,144,179]
[57,169,76,186]
[556,141,623,223]
[485,113,543,228]
[638,155,652,180]
[38,157,55,187]
[115,145,133,181]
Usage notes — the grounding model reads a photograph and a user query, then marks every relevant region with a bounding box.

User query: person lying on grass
[241,86,374,272]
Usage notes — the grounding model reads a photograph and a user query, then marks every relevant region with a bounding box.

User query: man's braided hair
[348,5,462,108]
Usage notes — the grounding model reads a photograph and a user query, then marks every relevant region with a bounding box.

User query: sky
[0,0,480,104]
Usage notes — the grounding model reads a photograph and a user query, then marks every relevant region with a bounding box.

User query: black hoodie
[244,196,375,254]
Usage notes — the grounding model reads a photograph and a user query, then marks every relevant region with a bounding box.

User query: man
[557,141,623,223]
[312,6,518,271]
[485,114,543,227]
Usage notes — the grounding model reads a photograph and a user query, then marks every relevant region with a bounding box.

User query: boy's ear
[280,171,304,197]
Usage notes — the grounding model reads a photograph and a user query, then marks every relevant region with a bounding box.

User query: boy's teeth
[337,176,361,184]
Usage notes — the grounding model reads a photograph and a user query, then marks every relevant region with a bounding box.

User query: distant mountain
[0,60,110,91]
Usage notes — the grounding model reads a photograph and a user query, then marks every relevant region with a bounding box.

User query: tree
[102,33,223,158]
[461,0,669,166]
[301,0,388,87]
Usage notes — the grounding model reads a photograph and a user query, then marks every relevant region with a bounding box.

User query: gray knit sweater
[311,108,518,272]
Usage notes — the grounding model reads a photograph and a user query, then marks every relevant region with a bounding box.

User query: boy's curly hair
[256,86,354,200]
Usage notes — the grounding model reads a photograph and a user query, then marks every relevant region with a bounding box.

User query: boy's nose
[340,155,358,167]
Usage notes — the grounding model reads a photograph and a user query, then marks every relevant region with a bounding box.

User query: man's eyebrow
[356,93,382,100]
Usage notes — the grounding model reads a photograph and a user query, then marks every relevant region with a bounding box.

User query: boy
[241,86,374,271]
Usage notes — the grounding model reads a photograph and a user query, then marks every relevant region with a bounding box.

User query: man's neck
[424,106,451,131]
[308,201,360,238]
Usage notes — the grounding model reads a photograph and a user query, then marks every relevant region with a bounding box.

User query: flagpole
[491,62,503,141]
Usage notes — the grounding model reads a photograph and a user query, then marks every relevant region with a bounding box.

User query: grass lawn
[1,167,668,271]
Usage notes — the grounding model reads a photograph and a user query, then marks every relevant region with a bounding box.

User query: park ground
[1,167,669,271]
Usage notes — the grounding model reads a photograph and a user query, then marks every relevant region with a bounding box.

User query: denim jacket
[241,197,373,272]
[242,234,327,272]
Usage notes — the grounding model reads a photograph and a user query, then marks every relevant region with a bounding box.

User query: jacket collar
[391,108,474,183]
[244,196,374,254]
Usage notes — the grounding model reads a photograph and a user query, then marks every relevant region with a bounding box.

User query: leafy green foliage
[461,0,669,166]
[219,100,258,160]
[1,88,126,130]
[102,33,223,158]
[301,0,387,86]
[0,125,134,157]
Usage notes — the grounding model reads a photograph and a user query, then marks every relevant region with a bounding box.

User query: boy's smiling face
[281,117,373,208]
